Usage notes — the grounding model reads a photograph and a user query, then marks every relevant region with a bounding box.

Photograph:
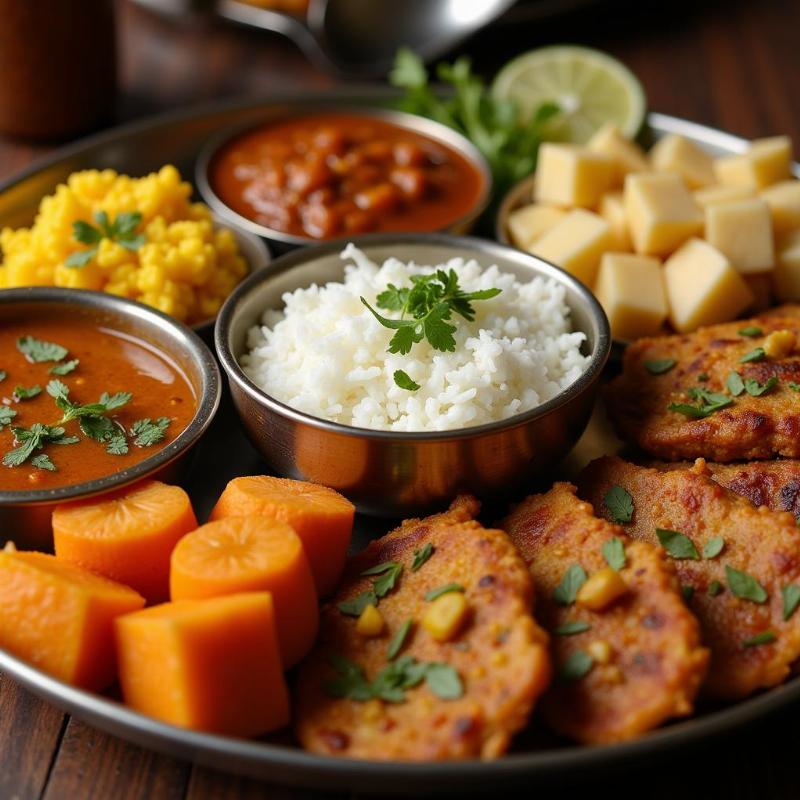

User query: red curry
[0,312,196,491]
[209,113,486,239]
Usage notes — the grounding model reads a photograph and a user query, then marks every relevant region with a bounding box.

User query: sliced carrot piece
[114,592,290,736]
[0,550,144,690]
[52,480,198,603]
[170,517,318,667]
[209,476,354,597]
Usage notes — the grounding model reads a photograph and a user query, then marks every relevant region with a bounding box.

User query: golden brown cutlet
[294,497,551,761]
[606,307,800,461]
[578,456,800,699]
[501,484,707,744]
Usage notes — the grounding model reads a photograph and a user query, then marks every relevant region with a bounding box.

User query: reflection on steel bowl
[215,233,610,516]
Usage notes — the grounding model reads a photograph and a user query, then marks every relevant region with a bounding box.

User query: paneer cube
[599,192,632,250]
[714,136,793,189]
[773,230,800,301]
[760,180,800,232]
[505,203,566,249]
[705,198,774,274]
[624,173,703,256]
[650,134,716,188]
[588,123,649,179]
[594,252,666,340]
[535,143,616,208]
[663,238,755,332]
[693,184,754,209]
[531,209,613,285]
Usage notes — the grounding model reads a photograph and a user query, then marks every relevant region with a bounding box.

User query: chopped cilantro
[656,528,700,560]
[603,485,633,524]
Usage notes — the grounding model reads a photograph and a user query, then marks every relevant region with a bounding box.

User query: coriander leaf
[0,370,5,382]
[555,620,591,636]
[361,298,417,331]
[424,303,457,352]
[411,542,434,572]
[644,358,677,375]
[667,403,708,419]
[743,631,776,648]
[725,565,768,603]
[782,585,800,621]
[49,359,79,376]
[31,454,56,471]
[389,46,429,89]
[602,537,626,571]
[738,326,763,338]
[727,371,745,396]
[424,663,463,700]
[708,580,723,597]
[118,233,145,252]
[337,591,378,617]
[106,434,129,455]
[789,382,800,392]
[668,386,734,418]
[13,385,41,401]
[0,407,17,430]
[72,219,103,245]
[100,391,132,411]
[394,370,421,391]
[323,655,373,701]
[65,247,99,269]
[603,485,633,524]
[558,650,594,683]
[553,564,587,606]
[17,336,68,363]
[376,284,410,312]
[424,582,464,602]
[740,347,766,363]
[682,585,695,602]
[373,565,403,598]
[744,376,778,397]
[387,619,413,660]
[79,415,115,441]
[131,416,171,447]
[656,528,699,560]
[702,537,725,559]
[46,379,70,400]
[112,211,143,238]
[698,373,709,382]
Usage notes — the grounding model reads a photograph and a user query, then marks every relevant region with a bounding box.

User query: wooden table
[3,1,800,797]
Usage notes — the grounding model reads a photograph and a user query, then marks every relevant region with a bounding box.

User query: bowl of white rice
[215,233,610,516]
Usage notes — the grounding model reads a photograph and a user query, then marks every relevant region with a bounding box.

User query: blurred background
[1,0,798,176]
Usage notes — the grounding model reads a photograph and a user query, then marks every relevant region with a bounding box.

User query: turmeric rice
[0,165,248,324]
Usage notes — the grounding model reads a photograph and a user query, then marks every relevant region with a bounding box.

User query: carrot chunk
[0,551,144,690]
[209,476,354,597]
[170,517,318,667]
[52,480,198,603]
[114,592,290,736]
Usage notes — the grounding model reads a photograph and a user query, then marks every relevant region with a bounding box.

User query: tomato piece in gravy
[210,114,486,239]
[0,312,196,492]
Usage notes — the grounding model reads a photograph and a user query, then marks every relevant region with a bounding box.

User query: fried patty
[579,457,800,698]
[501,484,707,743]
[294,498,551,761]
[606,307,800,461]
[652,458,800,515]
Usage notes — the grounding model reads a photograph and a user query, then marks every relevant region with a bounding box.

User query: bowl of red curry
[0,287,221,550]
[195,108,492,249]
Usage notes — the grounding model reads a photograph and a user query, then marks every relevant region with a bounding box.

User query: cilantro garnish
[738,326,763,338]
[740,347,766,364]
[336,591,378,618]
[13,385,41,401]
[727,371,745,397]
[743,631,776,648]
[552,564,587,606]
[643,358,676,375]
[2,423,77,467]
[0,370,5,383]
[17,336,68,363]
[708,580,723,597]
[789,382,800,392]
[361,269,501,389]
[681,585,695,602]
[744,376,778,397]
[668,386,733,418]
[554,620,591,636]
[0,407,17,430]
[65,210,146,268]
[387,620,413,660]
[782,585,800,621]
[725,565,768,603]
[424,582,464,602]
[411,542,434,572]
[131,417,171,447]
[49,359,79,376]
[557,650,594,683]
[338,561,404,617]
[602,537,626,571]
[702,537,724,559]
[31,454,56,471]
[47,380,131,424]
[603,485,633,524]
[656,528,699,560]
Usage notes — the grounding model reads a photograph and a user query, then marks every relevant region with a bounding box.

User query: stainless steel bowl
[215,233,610,517]
[0,288,221,550]
[195,107,493,251]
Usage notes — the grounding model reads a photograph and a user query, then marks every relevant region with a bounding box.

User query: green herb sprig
[66,211,145,269]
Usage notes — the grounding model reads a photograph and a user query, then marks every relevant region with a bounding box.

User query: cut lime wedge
[492,45,647,143]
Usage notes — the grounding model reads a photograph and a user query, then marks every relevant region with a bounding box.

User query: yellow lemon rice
[0,165,248,324]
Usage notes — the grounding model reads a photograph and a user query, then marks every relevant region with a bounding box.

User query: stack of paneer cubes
[505,123,800,340]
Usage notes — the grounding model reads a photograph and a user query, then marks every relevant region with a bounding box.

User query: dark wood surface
[3,0,800,797]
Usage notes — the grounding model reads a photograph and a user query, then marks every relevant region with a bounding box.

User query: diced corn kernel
[356,604,384,637]
[586,640,613,664]
[764,329,796,359]
[422,591,468,642]
[576,567,628,611]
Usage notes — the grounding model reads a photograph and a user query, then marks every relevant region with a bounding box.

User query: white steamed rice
[241,244,590,432]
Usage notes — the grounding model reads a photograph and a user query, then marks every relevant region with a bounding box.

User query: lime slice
[492,45,646,143]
